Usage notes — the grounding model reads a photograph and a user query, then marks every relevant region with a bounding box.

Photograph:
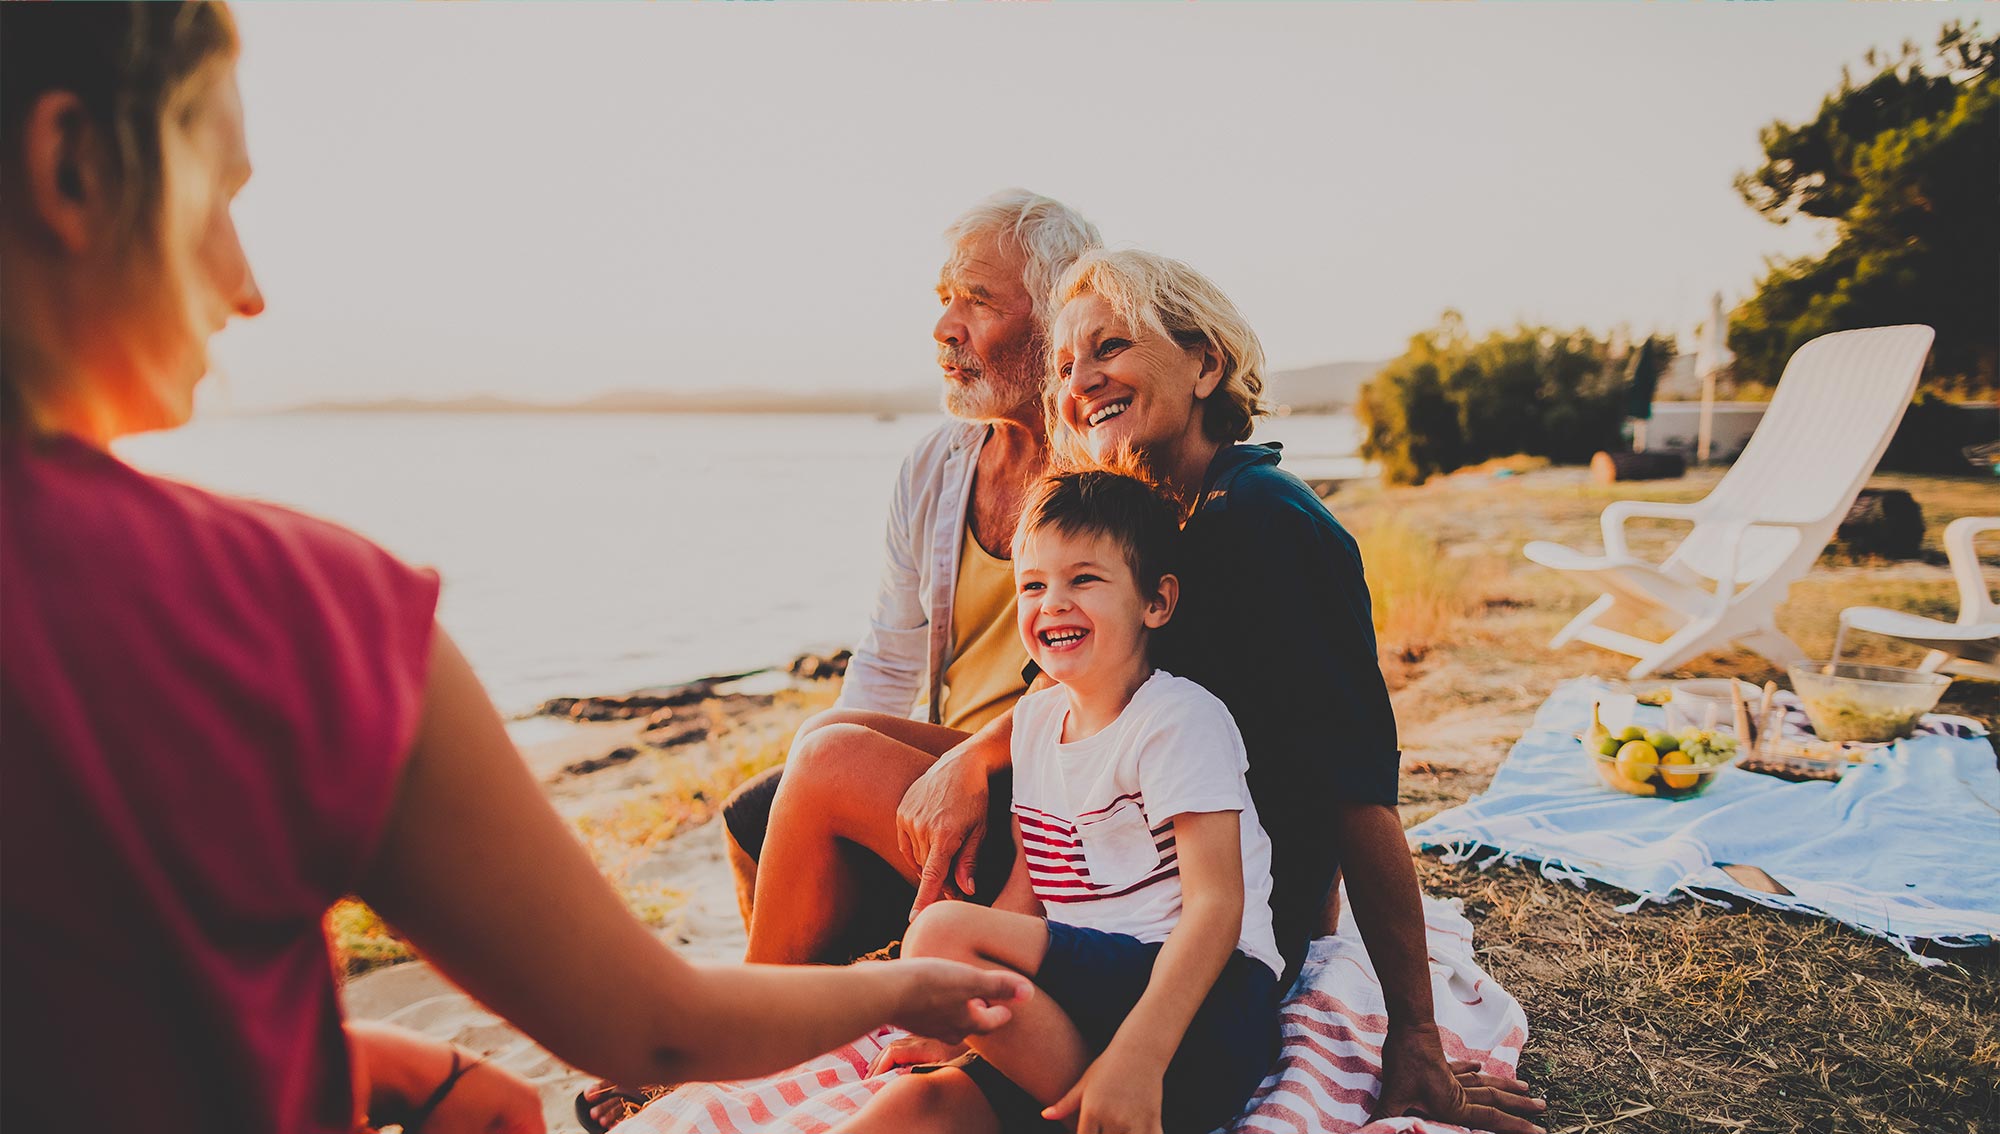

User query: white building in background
[1651,355,1701,400]
[1640,401,1768,460]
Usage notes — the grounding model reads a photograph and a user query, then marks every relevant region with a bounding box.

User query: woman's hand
[897,745,993,915]
[866,1035,968,1076]
[415,1059,546,1134]
[1373,1023,1546,1134]
[351,1021,545,1134]
[1040,1046,1164,1134]
[887,958,1031,1044]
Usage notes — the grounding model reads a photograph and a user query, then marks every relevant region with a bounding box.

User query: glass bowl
[1664,678,1764,735]
[1591,744,1730,799]
[1787,663,1950,743]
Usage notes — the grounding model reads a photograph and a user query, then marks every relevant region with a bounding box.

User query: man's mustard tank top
[938,523,1031,733]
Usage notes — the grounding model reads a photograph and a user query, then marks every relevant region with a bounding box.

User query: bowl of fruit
[1582,705,1739,798]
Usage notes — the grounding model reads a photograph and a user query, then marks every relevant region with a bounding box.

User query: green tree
[1731,23,1997,393]
[1357,313,1661,485]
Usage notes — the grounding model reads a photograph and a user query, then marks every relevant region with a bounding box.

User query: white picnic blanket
[622,894,1527,1134]
[1408,678,2000,965]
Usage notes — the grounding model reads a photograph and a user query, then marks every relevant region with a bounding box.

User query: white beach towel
[1408,678,2000,965]
[621,895,1527,1134]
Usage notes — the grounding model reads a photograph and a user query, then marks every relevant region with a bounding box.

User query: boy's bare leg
[830,1068,1000,1134]
[745,712,970,965]
[901,902,1093,1107]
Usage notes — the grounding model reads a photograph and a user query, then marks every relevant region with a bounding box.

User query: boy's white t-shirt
[1011,670,1283,978]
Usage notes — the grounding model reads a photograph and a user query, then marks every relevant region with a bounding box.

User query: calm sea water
[117,411,1364,714]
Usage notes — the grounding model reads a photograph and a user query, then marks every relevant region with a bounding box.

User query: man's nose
[934,301,965,346]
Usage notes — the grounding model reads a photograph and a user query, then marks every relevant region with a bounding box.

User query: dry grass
[1354,517,1483,665]
[1331,465,2000,1133]
[1419,857,2000,1134]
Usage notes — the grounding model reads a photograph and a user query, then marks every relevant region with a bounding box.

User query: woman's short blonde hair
[1048,249,1270,458]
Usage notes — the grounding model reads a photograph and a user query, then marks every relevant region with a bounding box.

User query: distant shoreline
[269,359,1388,418]
[274,390,942,417]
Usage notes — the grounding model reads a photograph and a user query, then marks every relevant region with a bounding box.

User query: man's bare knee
[773,722,884,805]
[791,707,886,751]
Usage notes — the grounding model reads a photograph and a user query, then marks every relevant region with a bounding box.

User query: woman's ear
[21,90,111,255]
[1191,342,1226,402]
[1144,573,1179,629]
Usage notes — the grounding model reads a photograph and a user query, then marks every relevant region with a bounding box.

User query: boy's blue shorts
[941,919,1282,1134]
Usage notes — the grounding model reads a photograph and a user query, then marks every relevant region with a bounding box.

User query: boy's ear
[1144,573,1179,629]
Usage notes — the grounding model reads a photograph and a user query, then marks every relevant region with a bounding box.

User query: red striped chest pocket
[1076,799,1162,889]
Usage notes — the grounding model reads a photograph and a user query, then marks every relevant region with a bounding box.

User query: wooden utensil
[1731,680,1755,746]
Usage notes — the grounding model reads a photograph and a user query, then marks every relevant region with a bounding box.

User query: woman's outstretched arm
[356,629,1027,1088]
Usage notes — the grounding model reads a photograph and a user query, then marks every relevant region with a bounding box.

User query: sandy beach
[343,816,748,1131]
[342,666,837,1133]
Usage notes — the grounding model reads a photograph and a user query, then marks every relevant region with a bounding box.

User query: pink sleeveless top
[1,435,440,1133]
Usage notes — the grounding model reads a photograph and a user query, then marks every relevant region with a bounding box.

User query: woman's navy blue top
[1152,443,1402,976]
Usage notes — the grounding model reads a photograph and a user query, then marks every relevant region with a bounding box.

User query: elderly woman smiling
[1033,249,1545,1130]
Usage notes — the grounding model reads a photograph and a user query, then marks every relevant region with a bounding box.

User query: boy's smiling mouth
[1038,626,1090,650]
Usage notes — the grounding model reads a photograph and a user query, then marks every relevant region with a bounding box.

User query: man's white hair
[943,189,1103,333]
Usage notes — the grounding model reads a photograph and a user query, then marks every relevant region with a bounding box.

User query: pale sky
[210,2,1972,411]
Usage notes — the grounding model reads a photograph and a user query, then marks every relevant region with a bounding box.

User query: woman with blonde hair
[888,249,1546,1133]
[0,6,1025,1131]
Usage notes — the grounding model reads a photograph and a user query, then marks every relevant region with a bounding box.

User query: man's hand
[1373,1023,1545,1134]
[886,957,1030,1044]
[897,746,992,916]
[866,1035,968,1076]
[1040,1044,1164,1134]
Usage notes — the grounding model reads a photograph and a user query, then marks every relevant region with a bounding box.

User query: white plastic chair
[1839,516,2000,679]
[1525,324,1935,678]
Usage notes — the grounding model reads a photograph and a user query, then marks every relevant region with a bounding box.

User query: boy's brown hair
[1019,470,1181,591]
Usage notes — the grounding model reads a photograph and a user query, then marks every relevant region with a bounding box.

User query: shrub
[1357,312,1662,484]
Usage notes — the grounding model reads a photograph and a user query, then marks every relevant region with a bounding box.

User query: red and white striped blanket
[621,893,1526,1134]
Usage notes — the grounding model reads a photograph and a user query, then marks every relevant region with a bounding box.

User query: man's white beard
[941,341,1044,421]
[943,369,1041,420]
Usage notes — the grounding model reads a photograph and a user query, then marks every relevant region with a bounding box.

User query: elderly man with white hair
[732,190,1103,956]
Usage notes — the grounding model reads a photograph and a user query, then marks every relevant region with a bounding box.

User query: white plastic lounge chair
[1525,324,1935,678]
[1838,516,2000,679]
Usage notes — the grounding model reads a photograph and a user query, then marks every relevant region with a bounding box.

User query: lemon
[1659,749,1700,790]
[1615,740,1659,785]
[1617,726,1648,744]
[1645,730,1679,754]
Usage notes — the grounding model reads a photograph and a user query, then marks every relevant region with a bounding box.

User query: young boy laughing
[838,470,1282,1134]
